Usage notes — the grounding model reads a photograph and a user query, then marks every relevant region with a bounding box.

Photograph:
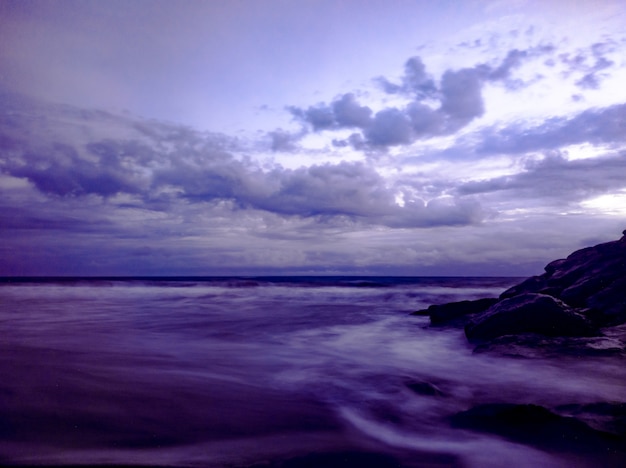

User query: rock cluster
[450,403,624,455]
[413,230,626,344]
[410,232,626,461]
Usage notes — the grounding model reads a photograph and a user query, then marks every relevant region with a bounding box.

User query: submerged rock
[472,333,626,358]
[556,402,626,436]
[404,379,445,397]
[243,451,403,468]
[450,403,625,454]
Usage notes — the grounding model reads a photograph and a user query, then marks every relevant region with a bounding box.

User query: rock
[246,451,403,468]
[556,402,626,436]
[414,231,625,345]
[450,403,625,454]
[472,333,625,358]
[498,232,626,326]
[465,293,597,342]
[405,380,445,397]
[411,298,498,325]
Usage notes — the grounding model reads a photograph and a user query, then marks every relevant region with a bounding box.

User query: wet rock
[472,333,625,358]
[498,232,626,326]
[450,403,625,454]
[247,451,403,468]
[413,231,626,349]
[268,450,460,468]
[411,298,498,325]
[405,380,445,397]
[465,293,597,342]
[556,402,626,436]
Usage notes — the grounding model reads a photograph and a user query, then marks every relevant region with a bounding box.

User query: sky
[1,0,625,276]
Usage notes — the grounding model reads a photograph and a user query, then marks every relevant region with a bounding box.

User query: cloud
[365,108,414,146]
[484,49,528,81]
[331,93,373,128]
[439,67,485,126]
[2,141,145,197]
[292,48,557,148]
[364,64,487,146]
[288,93,373,131]
[558,41,616,90]
[0,93,482,231]
[376,56,437,99]
[380,196,484,228]
[457,150,626,203]
[406,102,444,136]
[268,129,302,152]
[478,102,626,155]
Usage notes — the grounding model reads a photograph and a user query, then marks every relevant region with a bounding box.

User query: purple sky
[1,0,625,276]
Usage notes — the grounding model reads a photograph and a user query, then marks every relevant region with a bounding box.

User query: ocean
[0,277,624,467]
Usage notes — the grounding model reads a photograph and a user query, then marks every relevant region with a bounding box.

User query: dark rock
[498,232,626,326]
[261,450,459,468]
[405,380,445,397]
[411,298,498,325]
[585,275,626,326]
[259,451,402,468]
[450,403,625,454]
[472,333,625,358]
[465,293,597,342]
[414,231,626,346]
[556,402,626,435]
[499,275,547,299]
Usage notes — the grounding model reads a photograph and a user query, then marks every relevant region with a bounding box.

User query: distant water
[0,277,624,467]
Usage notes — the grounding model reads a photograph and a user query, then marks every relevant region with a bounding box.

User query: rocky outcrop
[417,230,626,344]
[411,297,498,325]
[465,293,597,341]
[498,231,626,327]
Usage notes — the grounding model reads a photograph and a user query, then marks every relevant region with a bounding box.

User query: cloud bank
[1,9,626,276]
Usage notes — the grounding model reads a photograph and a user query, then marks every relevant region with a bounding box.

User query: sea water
[0,277,624,467]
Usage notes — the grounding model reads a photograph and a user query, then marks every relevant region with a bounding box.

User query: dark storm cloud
[478,102,626,155]
[457,151,626,202]
[0,93,482,230]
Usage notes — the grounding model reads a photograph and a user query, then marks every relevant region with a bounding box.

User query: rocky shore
[413,230,626,348]
[412,231,626,463]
